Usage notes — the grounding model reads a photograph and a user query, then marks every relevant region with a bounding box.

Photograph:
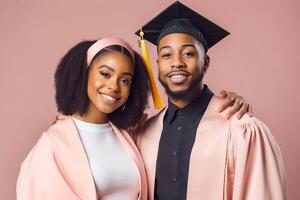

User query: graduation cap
[135,1,230,51]
[135,1,230,109]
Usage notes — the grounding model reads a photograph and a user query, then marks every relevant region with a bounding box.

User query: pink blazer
[136,96,286,200]
[16,116,148,200]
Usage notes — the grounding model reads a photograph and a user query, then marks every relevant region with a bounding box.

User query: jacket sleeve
[227,115,286,200]
[16,133,78,200]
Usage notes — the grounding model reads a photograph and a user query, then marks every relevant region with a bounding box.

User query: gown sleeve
[16,133,79,200]
[226,115,286,200]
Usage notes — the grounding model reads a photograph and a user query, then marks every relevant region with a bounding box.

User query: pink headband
[87,38,135,66]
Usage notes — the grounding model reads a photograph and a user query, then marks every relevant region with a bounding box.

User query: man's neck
[169,84,204,108]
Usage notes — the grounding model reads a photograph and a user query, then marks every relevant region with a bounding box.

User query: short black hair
[54,40,149,130]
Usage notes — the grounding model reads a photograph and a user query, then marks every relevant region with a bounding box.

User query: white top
[72,117,140,200]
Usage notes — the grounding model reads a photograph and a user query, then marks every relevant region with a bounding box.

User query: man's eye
[183,52,195,57]
[161,53,171,58]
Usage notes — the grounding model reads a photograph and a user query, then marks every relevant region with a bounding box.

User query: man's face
[157,33,208,99]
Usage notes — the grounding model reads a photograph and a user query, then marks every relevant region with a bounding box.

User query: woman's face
[87,51,134,114]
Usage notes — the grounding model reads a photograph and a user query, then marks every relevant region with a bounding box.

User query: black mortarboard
[135,1,230,52]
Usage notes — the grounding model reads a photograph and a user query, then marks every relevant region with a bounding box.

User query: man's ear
[204,55,210,71]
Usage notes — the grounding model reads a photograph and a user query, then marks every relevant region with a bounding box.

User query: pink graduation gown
[136,96,286,200]
[16,116,148,200]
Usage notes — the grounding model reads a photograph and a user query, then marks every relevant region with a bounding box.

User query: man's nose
[171,55,186,69]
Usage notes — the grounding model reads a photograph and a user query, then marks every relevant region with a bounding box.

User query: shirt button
[173,150,178,155]
[177,110,183,115]
[173,177,177,182]
[177,126,182,131]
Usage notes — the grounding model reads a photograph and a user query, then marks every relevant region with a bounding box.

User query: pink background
[1,0,299,199]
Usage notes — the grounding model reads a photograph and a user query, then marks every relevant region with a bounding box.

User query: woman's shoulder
[43,116,77,145]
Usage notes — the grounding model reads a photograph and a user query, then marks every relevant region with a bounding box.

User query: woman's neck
[72,103,108,124]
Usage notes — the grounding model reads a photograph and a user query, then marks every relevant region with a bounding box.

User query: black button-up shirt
[154,85,213,200]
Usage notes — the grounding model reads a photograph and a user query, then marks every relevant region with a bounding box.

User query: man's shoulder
[141,108,167,129]
[135,108,167,143]
[229,114,281,149]
[230,114,269,131]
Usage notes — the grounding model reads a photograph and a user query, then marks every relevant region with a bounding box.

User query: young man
[135,1,286,200]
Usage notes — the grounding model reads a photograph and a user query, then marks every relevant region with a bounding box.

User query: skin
[157,33,250,119]
[57,37,250,124]
[73,51,134,124]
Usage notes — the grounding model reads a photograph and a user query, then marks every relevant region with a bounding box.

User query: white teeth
[171,75,185,78]
[100,93,117,103]
[169,74,188,84]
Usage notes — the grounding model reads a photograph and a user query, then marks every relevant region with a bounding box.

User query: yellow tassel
[139,29,165,109]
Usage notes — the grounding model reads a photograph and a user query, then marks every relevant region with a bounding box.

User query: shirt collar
[165,85,213,124]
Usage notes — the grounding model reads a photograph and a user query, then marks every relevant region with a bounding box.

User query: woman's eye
[121,79,131,85]
[100,71,110,78]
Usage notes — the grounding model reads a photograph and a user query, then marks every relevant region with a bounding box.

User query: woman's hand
[216,90,253,119]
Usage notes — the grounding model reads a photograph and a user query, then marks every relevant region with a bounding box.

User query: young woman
[16,38,250,200]
[17,38,149,200]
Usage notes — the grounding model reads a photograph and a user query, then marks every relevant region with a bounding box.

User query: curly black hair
[54,40,149,130]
